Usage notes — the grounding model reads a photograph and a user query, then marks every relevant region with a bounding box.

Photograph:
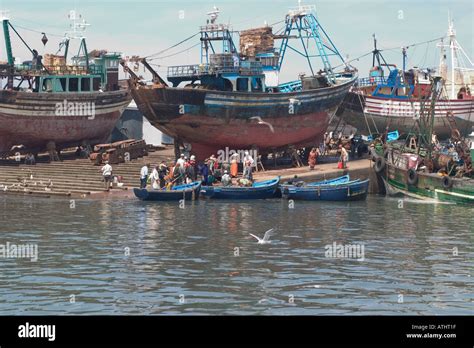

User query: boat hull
[131,77,356,158]
[0,89,132,154]
[283,179,369,201]
[383,163,474,204]
[133,182,201,201]
[337,91,474,138]
[200,178,280,199]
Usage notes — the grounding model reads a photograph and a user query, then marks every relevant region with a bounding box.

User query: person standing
[140,164,150,189]
[199,160,210,186]
[177,154,186,168]
[186,155,197,182]
[308,148,319,170]
[158,161,169,188]
[100,161,113,191]
[208,155,217,185]
[243,151,254,180]
[230,153,239,178]
[151,165,160,190]
[340,145,349,169]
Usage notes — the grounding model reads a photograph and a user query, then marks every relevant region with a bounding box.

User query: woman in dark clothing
[158,162,169,188]
[198,161,210,186]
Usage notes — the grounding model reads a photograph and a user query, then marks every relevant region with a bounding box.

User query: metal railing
[167,62,263,79]
[357,76,387,87]
[167,64,209,78]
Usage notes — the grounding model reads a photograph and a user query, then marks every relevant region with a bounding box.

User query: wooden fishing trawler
[124,4,357,159]
[337,18,474,139]
[0,11,131,157]
[374,76,474,204]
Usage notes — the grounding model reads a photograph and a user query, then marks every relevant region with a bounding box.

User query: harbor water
[0,194,472,315]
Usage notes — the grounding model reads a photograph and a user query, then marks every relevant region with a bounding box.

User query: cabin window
[81,78,91,92]
[251,78,262,92]
[106,60,118,68]
[236,78,249,92]
[42,78,52,92]
[93,78,101,91]
[69,78,79,92]
[59,78,67,92]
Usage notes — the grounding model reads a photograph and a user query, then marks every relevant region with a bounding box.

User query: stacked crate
[239,27,274,57]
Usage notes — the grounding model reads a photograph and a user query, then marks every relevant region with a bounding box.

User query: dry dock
[0,147,379,198]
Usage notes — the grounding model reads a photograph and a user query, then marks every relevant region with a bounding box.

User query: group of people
[140,161,173,190]
[139,151,256,190]
[306,143,349,170]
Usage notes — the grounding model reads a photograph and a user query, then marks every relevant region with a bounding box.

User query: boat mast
[277,1,347,84]
[449,15,456,99]
[437,14,474,99]
[66,10,90,68]
[1,11,14,65]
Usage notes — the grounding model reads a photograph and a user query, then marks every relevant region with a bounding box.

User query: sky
[0,0,472,83]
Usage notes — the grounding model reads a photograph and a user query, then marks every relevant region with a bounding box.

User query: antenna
[66,9,90,39]
[1,10,10,21]
[207,6,220,24]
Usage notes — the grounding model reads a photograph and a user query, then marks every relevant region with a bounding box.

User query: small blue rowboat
[283,179,369,201]
[133,182,201,201]
[201,177,280,200]
[307,175,351,186]
[280,175,352,190]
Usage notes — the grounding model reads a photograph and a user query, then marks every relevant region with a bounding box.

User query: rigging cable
[148,43,201,60]
[145,33,200,59]
[13,24,65,38]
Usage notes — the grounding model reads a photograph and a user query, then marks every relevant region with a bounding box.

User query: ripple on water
[0,195,472,315]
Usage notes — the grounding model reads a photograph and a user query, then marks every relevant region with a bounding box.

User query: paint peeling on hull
[132,76,356,157]
[0,89,132,153]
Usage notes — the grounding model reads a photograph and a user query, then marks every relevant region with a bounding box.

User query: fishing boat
[376,76,474,204]
[279,174,351,191]
[283,179,369,201]
[336,18,474,139]
[307,175,351,186]
[200,177,280,200]
[124,4,356,159]
[0,11,132,157]
[133,182,201,201]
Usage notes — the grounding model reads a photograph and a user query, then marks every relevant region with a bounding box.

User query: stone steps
[0,146,176,198]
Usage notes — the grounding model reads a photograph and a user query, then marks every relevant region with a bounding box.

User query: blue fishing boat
[283,179,369,201]
[200,178,280,200]
[280,174,351,189]
[133,182,201,201]
[307,175,351,186]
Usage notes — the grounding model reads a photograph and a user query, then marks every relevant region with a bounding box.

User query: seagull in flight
[250,116,275,133]
[250,228,275,245]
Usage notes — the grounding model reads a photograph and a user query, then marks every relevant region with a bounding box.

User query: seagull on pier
[250,116,275,133]
[250,228,275,245]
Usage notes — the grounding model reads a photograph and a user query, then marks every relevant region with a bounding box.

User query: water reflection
[0,194,472,315]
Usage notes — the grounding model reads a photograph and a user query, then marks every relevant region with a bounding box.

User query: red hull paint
[172,111,332,158]
[0,90,131,154]
[0,111,123,152]
[131,75,357,159]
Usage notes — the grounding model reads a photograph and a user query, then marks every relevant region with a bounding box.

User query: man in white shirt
[101,161,113,191]
[140,164,150,189]
[221,170,232,186]
[177,154,186,168]
[243,151,254,180]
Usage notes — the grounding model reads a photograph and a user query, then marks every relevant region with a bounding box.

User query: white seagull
[250,116,275,133]
[250,228,275,245]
